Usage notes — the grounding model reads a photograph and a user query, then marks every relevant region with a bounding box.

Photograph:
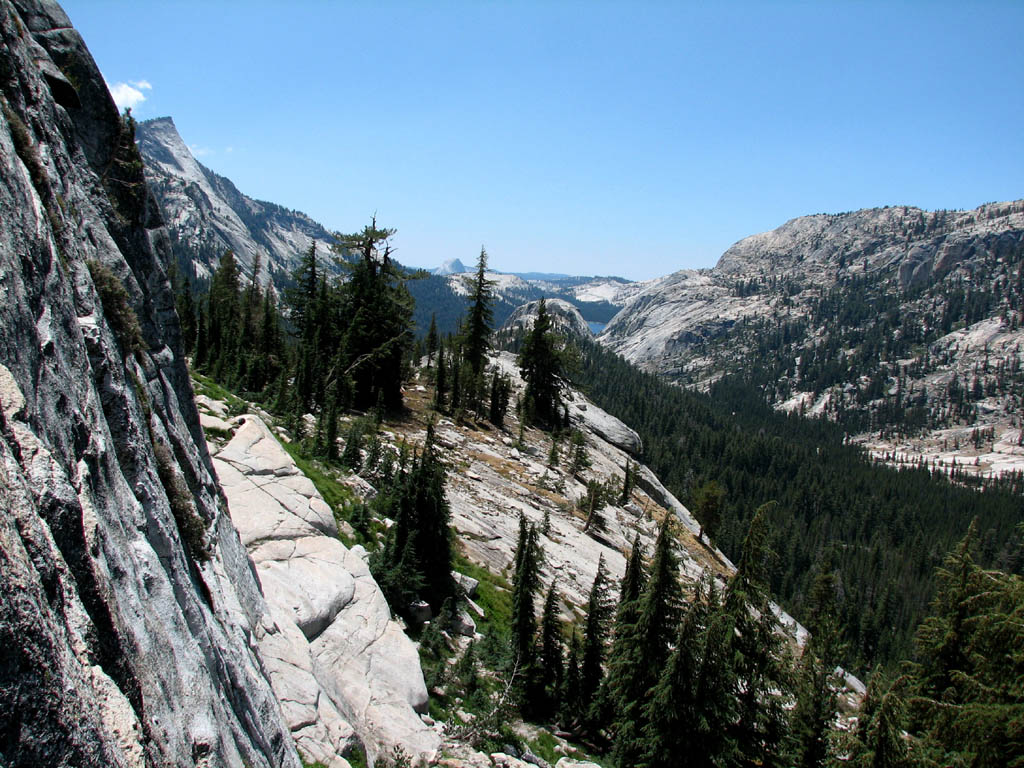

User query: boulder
[568,394,643,456]
[453,570,480,597]
[214,415,439,766]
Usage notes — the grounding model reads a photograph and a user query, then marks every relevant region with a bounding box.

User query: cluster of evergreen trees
[497,507,854,767]
[172,228,1024,766]
[840,522,1024,767]
[177,218,414,427]
[571,336,1024,673]
[477,507,1024,767]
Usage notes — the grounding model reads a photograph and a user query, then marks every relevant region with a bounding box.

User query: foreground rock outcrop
[212,415,441,767]
[0,1,299,765]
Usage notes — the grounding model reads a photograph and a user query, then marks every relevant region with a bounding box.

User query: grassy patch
[527,730,562,765]
[190,372,248,416]
[201,424,233,442]
[345,744,368,768]
[277,440,378,548]
[453,553,512,630]
[88,260,146,355]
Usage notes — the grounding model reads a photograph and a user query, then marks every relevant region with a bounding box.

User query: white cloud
[131,79,153,91]
[189,143,214,158]
[107,80,148,111]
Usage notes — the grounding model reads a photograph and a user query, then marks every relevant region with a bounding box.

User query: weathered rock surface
[564,389,642,456]
[213,415,440,766]
[444,353,719,615]
[0,1,299,765]
[554,759,603,768]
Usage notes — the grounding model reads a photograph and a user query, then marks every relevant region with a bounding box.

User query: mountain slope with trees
[600,201,1024,477]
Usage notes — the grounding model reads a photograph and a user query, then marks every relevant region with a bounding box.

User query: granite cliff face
[0,1,301,765]
[136,116,340,286]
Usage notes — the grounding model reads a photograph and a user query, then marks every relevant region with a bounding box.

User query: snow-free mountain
[599,201,1024,479]
[134,115,1023,477]
[137,116,341,285]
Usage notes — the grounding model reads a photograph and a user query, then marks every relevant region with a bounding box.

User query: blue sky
[63,1,1023,280]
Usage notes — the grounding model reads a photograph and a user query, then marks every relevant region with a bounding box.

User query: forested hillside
[172,226,1024,765]
[571,337,1024,671]
[600,202,1024,475]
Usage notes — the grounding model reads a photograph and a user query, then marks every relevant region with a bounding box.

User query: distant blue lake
[587,321,606,334]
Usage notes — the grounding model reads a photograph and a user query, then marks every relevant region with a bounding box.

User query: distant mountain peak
[136,116,339,285]
[433,258,467,275]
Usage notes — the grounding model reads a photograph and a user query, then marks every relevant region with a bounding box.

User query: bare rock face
[213,415,441,767]
[0,1,300,765]
[599,201,1024,464]
[502,298,592,340]
[564,390,642,456]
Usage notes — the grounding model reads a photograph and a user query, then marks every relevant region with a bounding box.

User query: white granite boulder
[214,415,439,766]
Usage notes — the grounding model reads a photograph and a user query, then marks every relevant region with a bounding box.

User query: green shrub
[152,440,209,562]
[87,260,146,354]
[2,101,47,192]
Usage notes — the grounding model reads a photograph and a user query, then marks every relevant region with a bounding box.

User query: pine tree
[642,575,738,768]
[569,429,590,476]
[726,503,792,768]
[341,420,363,471]
[511,515,542,670]
[518,298,566,428]
[619,460,635,506]
[206,249,240,376]
[462,246,495,377]
[539,581,564,719]
[693,479,725,544]
[844,679,914,768]
[902,520,1024,767]
[433,346,448,411]
[561,629,583,725]
[285,241,319,339]
[580,555,613,730]
[580,480,606,535]
[606,533,646,759]
[789,570,843,768]
[611,519,683,766]
[426,313,439,367]
[372,423,455,617]
[333,218,413,411]
[547,432,560,468]
[488,372,511,428]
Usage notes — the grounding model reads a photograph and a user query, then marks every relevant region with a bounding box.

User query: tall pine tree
[462,246,495,377]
